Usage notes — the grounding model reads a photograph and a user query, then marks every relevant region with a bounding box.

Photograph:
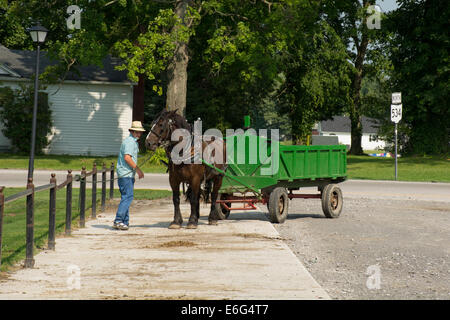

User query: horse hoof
[168,223,181,229]
[186,223,198,229]
[208,220,218,226]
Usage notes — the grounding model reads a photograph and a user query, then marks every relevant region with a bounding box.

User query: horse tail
[203,179,212,203]
[184,181,212,203]
[184,184,191,202]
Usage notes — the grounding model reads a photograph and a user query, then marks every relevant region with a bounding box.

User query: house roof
[0,45,131,83]
[320,116,380,134]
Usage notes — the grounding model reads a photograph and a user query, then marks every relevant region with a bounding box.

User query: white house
[317,116,386,151]
[0,45,135,156]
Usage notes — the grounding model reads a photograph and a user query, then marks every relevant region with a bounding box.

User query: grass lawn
[1,151,448,183]
[0,187,172,271]
[347,154,450,182]
[0,152,167,173]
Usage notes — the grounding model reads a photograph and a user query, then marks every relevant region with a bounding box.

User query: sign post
[391,93,402,180]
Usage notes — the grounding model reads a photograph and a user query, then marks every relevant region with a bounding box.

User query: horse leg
[187,176,201,229]
[208,176,223,225]
[169,174,183,229]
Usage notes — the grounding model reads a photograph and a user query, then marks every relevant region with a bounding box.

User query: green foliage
[145,146,168,165]
[279,20,353,144]
[184,0,284,130]
[7,0,446,158]
[5,0,168,83]
[3,0,356,141]
[0,84,53,154]
[0,0,30,49]
[386,0,449,155]
[321,0,390,154]
[186,0,352,140]
[114,8,180,83]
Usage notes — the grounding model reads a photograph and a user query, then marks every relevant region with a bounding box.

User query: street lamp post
[27,22,48,181]
[24,22,48,268]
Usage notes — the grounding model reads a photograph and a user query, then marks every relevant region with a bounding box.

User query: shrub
[148,146,168,165]
[0,84,52,154]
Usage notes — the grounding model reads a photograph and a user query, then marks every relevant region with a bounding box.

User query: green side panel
[219,131,347,192]
[276,145,347,180]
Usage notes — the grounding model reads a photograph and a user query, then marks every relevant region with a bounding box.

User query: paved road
[272,196,450,299]
[1,169,449,202]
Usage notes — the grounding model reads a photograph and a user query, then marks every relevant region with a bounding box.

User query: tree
[187,0,352,142]
[116,0,277,121]
[386,0,449,154]
[0,84,52,154]
[186,0,282,130]
[0,0,30,49]
[275,14,353,144]
[4,0,360,140]
[322,0,388,154]
[6,0,170,123]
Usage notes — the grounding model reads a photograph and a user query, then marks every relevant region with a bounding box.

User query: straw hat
[129,121,146,132]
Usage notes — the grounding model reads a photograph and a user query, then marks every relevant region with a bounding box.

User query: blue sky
[376,0,399,12]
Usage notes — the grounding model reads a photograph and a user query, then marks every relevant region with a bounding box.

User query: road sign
[391,92,402,181]
[391,104,402,123]
[392,92,401,104]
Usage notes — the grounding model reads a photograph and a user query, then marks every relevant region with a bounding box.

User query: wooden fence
[0,162,115,268]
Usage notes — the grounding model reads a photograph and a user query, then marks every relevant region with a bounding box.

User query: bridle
[147,112,175,149]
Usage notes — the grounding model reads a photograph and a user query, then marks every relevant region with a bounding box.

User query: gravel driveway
[269,197,450,299]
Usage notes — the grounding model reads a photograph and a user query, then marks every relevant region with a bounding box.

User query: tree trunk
[166,0,191,116]
[348,5,370,155]
[349,68,364,154]
[350,113,363,154]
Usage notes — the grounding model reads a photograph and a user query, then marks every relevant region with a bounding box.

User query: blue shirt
[117,134,139,178]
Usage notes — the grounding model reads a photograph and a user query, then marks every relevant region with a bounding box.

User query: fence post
[110,162,114,200]
[48,173,56,250]
[65,170,73,236]
[0,187,4,267]
[102,163,106,212]
[91,163,97,218]
[24,178,35,268]
[80,166,86,228]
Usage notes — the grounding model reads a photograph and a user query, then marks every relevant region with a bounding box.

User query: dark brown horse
[145,110,226,229]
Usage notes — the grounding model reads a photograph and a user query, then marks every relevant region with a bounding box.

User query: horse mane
[155,109,191,129]
[169,111,192,132]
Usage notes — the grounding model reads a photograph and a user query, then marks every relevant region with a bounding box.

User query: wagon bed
[208,131,347,223]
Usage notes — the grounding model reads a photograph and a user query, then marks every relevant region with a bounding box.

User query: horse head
[145,109,191,151]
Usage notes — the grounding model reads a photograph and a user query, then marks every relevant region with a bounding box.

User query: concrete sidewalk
[0,197,329,300]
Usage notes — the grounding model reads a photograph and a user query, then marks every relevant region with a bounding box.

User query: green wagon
[203,128,347,223]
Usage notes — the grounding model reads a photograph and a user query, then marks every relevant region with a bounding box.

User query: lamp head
[28,22,48,44]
